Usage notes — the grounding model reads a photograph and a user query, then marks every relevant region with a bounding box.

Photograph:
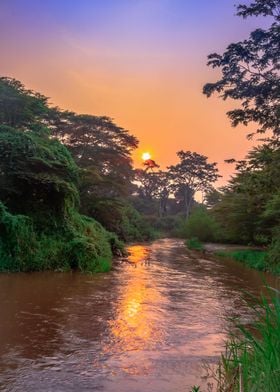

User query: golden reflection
[127,245,149,264]
[107,245,165,357]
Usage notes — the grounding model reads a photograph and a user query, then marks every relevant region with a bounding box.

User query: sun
[142,152,151,161]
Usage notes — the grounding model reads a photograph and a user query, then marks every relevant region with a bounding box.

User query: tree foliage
[213,143,280,244]
[168,151,220,218]
[49,110,138,200]
[0,77,49,128]
[0,127,117,272]
[0,77,139,271]
[0,125,79,223]
[203,0,280,137]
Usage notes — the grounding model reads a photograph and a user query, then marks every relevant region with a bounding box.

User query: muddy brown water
[0,239,279,391]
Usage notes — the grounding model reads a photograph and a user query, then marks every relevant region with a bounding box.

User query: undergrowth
[191,289,280,391]
[214,249,280,274]
[186,237,203,251]
[0,202,122,273]
[214,290,280,391]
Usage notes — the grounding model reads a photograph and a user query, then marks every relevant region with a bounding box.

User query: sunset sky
[0,0,267,185]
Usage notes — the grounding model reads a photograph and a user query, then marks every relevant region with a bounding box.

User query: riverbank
[186,239,280,275]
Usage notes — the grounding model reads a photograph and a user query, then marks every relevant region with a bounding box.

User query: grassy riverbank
[190,289,280,392]
[186,238,280,275]
[216,249,267,271]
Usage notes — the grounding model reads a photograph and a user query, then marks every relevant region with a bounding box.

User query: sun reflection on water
[106,245,165,358]
[127,245,150,264]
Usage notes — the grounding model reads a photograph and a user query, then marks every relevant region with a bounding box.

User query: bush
[179,206,223,242]
[0,124,124,273]
[0,202,37,271]
[186,237,203,251]
[89,199,156,242]
[0,201,122,273]
[148,215,182,237]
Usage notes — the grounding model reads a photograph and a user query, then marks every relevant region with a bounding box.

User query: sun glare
[142,152,151,161]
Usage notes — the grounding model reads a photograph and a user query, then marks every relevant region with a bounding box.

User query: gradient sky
[0,0,268,185]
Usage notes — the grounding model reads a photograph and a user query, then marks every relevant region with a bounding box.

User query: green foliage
[179,206,223,242]
[118,204,156,242]
[0,202,37,271]
[50,111,138,210]
[0,201,117,273]
[267,233,280,272]
[0,123,122,272]
[212,145,280,258]
[149,215,182,236]
[186,238,203,251]
[190,387,201,392]
[216,249,268,271]
[168,151,220,218]
[0,77,49,128]
[86,198,156,242]
[203,0,280,137]
[0,125,79,222]
[216,290,280,391]
[0,77,136,273]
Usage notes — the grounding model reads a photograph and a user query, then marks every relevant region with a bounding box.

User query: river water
[0,239,279,391]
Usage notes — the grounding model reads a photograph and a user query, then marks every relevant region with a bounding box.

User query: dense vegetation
[0,77,150,272]
[132,152,220,236]
[0,77,221,272]
[194,290,280,392]
[191,1,280,391]
[184,0,280,276]
[209,0,279,273]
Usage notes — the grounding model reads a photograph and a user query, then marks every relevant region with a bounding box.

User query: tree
[0,77,49,128]
[0,124,119,272]
[0,125,79,223]
[0,77,140,235]
[203,0,280,138]
[168,151,220,219]
[47,110,138,220]
[134,169,171,217]
[213,142,280,244]
[205,187,223,209]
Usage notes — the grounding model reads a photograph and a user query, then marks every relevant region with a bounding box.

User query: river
[0,239,279,391]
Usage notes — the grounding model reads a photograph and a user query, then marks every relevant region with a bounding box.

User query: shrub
[0,202,37,271]
[89,199,156,242]
[179,206,223,242]
[186,238,203,251]
[0,201,121,273]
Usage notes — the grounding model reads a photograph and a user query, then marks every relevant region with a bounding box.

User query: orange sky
[0,0,265,186]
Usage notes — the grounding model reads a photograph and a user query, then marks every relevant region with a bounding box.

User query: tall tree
[203,0,280,138]
[134,169,170,217]
[0,125,79,223]
[0,77,138,215]
[0,77,49,128]
[48,110,138,210]
[213,142,280,244]
[168,151,220,218]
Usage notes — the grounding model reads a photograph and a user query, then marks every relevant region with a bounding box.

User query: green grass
[216,249,267,271]
[215,290,280,391]
[194,289,280,391]
[186,237,203,251]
